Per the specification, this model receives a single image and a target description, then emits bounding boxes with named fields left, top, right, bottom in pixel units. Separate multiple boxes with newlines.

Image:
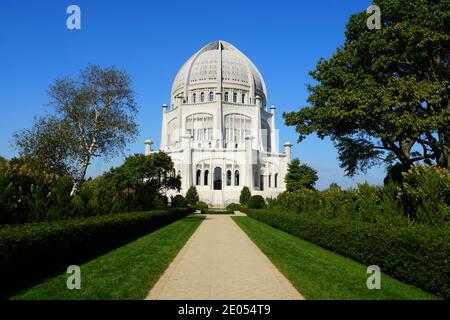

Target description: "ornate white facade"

left=146, top=40, right=292, bottom=207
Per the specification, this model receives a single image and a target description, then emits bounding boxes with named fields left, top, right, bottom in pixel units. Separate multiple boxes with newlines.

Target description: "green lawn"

left=11, top=215, right=204, bottom=300
left=233, top=216, right=441, bottom=300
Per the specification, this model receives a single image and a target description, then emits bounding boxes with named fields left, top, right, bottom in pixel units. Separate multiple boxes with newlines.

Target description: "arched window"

left=196, top=170, right=201, bottom=186
left=186, top=113, right=213, bottom=141
left=241, top=94, right=245, bottom=104
left=200, top=92, right=205, bottom=102
left=224, top=92, right=229, bottom=102
left=235, top=170, right=240, bottom=186
left=274, top=173, right=278, bottom=188
left=209, top=91, right=214, bottom=101
left=213, top=167, right=222, bottom=190
left=192, top=93, right=196, bottom=103
left=167, top=118, right=179, bottom=146
left=262, top=120, right=272, bottom=152
left=204, top=170, right=209, bottom=186
left=269, top=174, right=272, bottom=188
left=233, top=92, right=237, bottom=103
left=224, top=114, right=251, bottom=144
left=226, top=170, right=232, bottom=186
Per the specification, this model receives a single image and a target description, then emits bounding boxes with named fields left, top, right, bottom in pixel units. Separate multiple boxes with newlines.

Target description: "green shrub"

left=171, top=195, right=187, bottom=208
left=400, top=165, right=450, bottom=226
left=0, top=208, right=192, bottom=297
left=185, top=186, right=199, bottom=206
left=239, top=186, right=251, bottom=205
left=152, top=194, right=169, bottom=210
left=248, top=195, right=266, bottom=209
left=226, top=203, right=241, bottom=212
left=247, top=209, right=450, bottom=299
left=0, top=153, right=179, bottom=226
left=196, top=201, right=208, bottom=212
left=0, top=162, right=73, bottom=225
left=267, top=175, right=447, bottom=228
left=201, top=210, right=234, bottom=214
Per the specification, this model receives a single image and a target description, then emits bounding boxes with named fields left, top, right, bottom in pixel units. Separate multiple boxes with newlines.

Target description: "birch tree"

left=14, top=65, right=139, bottom=196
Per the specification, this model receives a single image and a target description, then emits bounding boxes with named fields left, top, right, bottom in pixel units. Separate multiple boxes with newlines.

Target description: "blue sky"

left=0, top=0, right=385, bottom=189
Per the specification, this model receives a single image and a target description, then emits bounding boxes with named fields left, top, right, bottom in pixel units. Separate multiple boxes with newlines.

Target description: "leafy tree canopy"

left=96, top=152, right=181, bottom=212
left=14, top=65, right=139, bottom=195
left=105, top=152, right=181, bottom=194
left=284, top=0, right=450, bottom=176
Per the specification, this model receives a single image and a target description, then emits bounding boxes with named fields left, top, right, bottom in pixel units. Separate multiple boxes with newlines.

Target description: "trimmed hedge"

left=247, top=209, right=450, bottom=299
left=0, top=208, right=192, bottom=297
left=201, top=210, right=234, bottom=215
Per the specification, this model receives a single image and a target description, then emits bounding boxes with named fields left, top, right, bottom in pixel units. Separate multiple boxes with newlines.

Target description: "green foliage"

left=400, top=165, right=450, bottom=225
left=226, top=203, right=242, bottom=212
left=101, top=152, right=181, bottom=213
left=171, top=195, right=187, bottom=208
left=0, top=208, right=192, bottom=297
left=10, top=215, right=203, bottom=300
left=255, top=165, right=450, bottom=297
left=268, top=177, right=450, bottom=227
left=247, top=195, right=266, bottom=209
left=285, top=159, right=318, bottom=191
left=284, top=0, right=450, bottom=175
left=235, top=216, right=439, bottom=300
left=152, top=194, right=169, bottom=210
left=14, top=65, right=140, bottom=195
left=246, top=209, right=450, bottom=299
left=239, top=186, right=251, bottom=205
left=185, top=186, right=199, bottom=206
left=0, top=161, right=73, bottom=225
left=384, top=162, right=406, bottom=185
left=0, top=152, right=179, bottom=226
left=201, top=210, right=233, bottom=215
left=195, top=201, right=208, bottom=213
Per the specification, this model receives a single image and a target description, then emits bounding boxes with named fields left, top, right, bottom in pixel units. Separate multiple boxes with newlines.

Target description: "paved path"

left=146, top=214, right=304, bottom=300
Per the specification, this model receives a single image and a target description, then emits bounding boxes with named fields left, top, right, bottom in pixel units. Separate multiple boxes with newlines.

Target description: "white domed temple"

left=145, top=40, right=293, bottom=207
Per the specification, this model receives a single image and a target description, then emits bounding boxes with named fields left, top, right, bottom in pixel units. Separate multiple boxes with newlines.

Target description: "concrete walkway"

left=146, top=214, right=304, bottom=300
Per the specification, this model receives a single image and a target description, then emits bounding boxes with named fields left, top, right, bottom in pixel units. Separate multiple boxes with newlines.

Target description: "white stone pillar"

left=160, top=104, right=168, bottom=149
left=255, top=96, right=262, bottom=151
left=245, top=136, right=254, bottom=189
left=144, top=140, right=153, bottom=156
left=270, top=105, right=277, bottom=153
left=181, top=134, right=193, bottom=191
left=177, top=97, right=184, bottom=147
left=284, top=142, right=293, bottom=163
left=215, top=92, right=223, bottom=148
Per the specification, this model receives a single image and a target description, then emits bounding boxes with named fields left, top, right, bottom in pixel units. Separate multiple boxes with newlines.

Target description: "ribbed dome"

left=171, top=40, right=267, bottom=106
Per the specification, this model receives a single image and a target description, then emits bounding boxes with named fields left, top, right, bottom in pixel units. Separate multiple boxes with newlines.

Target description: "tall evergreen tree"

left=185, top=186, right=199, bottom=206
left=239, top=186, right=252, bottom=205
left=285, top=159, right=318, bottom=191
